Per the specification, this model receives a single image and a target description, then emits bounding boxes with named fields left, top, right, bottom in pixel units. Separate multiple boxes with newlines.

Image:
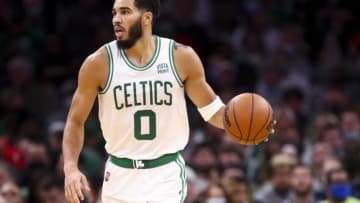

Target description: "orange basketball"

left=223, top=93, right=273, bottom=145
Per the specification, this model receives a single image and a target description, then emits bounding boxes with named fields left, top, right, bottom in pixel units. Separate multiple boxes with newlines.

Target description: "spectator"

left=218, top=144, right=245, bottom=181
left=38, top=176, right=68, bottom=203
left=189, top=143, right=220, bottom=185
left=281, top=144, right=299, bottom=164
left=315, top=158, right=343, bottom=201
left=256, top=66, right=284, bottom=107
left=343, top=137, right=360, bottom=199
left=46, top=120, right=65, bottom=167
left=218, top=144, right=244, bottom=167
left=273, top=106, right=296, bottom=134
left=313, top=113, right=340, bottom=142
left=321, top=168, right=360, bottom=203
left=223, top=176, right=254, bottom=203
left=284, top=164, right=316, bottom=203
left=280, top=128, right=302, bottom=155
left=0, top=161, right=16, bottom=187
left=254, top=153, right=294, bottom=203
left=323, top=88, right=349, bottom=116
left=310, top=142, right=333, bottom=175
left=323, top=126, right=345, bottom=159
left=0, top=196, right=5, bottom=203
left=280, top=87, right=307, bottom=133
left=198, top=182, right=230, bottom=203
left=341, top=110, right=360, bottom=142
left=0, top=181, right=24, bottom=203
left=185, top=167, right=202, bottom=203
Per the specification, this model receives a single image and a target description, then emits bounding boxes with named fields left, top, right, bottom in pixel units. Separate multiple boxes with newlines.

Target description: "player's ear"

left=142, top=11, right=153, bottom=26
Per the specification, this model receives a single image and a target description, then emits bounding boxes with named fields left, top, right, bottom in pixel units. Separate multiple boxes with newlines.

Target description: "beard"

left=116, top=16, right=143, bottom=49
left=295, top=187, right=312, bottom=197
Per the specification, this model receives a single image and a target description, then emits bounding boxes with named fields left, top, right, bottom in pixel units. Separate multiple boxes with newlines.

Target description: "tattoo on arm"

left=174, top=42, right=188, bottom=50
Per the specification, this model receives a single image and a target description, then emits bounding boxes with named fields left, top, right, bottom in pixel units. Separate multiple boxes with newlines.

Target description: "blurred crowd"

left=1, top=0, right=360, bottom=202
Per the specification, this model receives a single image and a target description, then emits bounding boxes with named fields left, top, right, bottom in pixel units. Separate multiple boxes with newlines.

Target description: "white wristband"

left=198, top=96, right=225, bottom=121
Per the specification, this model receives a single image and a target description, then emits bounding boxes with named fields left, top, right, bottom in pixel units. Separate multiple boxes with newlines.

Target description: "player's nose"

left=112, top=13, right=123, bottom=24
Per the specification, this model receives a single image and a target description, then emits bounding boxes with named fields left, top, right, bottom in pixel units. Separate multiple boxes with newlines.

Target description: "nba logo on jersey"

left=105, top=171, right=110, bottom=182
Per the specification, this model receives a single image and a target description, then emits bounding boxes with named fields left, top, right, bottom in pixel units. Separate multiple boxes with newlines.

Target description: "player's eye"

left=121, top=10, right=130, bottom=15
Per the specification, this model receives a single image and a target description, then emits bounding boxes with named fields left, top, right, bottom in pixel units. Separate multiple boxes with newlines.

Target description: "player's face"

left=116, top=16, right=142, bottom=49
left=112, top=0, right=143, bottom=49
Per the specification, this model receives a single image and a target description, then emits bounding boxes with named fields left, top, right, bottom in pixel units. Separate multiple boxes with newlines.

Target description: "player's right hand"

left=264, top=119, right=277, bottom=142
left=64, top=167, right=91, bottom=203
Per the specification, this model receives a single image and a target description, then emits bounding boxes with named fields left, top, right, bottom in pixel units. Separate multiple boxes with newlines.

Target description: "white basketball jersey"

left=98, top=36, right=189, bottom=159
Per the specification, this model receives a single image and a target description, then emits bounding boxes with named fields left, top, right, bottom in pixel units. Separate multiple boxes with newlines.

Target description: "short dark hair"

left=326, top=168, right=347, bottom=186
left=134, top=0, right=160, bottom=19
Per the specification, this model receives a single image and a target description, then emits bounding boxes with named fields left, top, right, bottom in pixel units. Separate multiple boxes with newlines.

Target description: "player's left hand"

left=64, top=167, right=91, bottom=203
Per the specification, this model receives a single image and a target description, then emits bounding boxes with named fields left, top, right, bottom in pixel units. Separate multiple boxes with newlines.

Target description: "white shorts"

left=101, top=154, right=187, bottom=203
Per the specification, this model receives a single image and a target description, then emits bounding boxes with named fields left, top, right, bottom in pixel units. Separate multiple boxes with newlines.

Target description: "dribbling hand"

left=64, top=168, right=91, bottom=203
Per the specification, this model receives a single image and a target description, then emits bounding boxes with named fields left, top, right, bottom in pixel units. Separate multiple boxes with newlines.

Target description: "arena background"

left=1, top=0, right=360, bottom=202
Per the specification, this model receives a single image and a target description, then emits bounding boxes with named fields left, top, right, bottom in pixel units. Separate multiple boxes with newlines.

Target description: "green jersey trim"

left=175, top=156, right=186, bottom=203
left=120, top=36, right=160, bottom=71
left=169, top=40, right=184, bottom=87
left=99, top=44, right=114, bottom=94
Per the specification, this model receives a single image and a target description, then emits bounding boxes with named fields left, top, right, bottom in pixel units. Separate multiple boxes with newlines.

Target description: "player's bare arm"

left=173, top=42, right=225, bottom=129
left=62, top=47, right=108, bottom=203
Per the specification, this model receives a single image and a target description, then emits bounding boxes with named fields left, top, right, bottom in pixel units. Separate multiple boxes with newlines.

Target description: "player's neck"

left=124, top=33, right=156, bottom=67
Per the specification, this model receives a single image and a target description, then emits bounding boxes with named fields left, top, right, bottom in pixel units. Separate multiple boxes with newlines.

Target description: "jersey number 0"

left=134, top=110, right=156, bottom=140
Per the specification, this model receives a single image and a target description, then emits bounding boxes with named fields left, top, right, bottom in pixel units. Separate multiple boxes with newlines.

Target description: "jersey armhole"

left=169, top=40, right=185, bottom=88
left=99, top=44, right=114, bottom=94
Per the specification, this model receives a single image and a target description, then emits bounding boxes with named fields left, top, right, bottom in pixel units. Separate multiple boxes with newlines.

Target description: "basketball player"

left=62, top=0, right=275, bottom=202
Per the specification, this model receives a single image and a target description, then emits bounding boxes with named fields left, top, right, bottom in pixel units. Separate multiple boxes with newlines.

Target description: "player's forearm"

left=62, top=121, right=85, bottom=173
left=208, top=106, right=225, bottom=129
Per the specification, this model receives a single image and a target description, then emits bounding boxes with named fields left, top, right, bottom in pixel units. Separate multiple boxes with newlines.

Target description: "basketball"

left=223, top=93, right=273, bottom=145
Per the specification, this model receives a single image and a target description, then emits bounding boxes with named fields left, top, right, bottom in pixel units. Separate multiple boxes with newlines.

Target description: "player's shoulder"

left=170, top=40, right=200, bottom=67
left=173, top=40, right=195, bottom=55
left=78, top=43, right=111, bottom=83
left=156, top=36, right=197, bottom=58
left=170, top=39, right=203, bottom=81
left=78, top=43, right=111, bottom=77
left=84, top=45, right=108, bottom=67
